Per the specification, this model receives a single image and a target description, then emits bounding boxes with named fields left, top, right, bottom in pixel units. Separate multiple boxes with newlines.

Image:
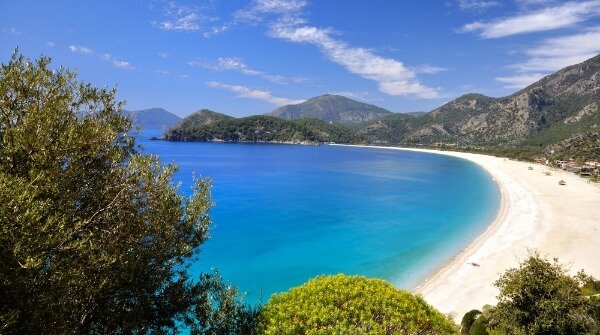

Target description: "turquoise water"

left=137, top=129, right=500, bottom=303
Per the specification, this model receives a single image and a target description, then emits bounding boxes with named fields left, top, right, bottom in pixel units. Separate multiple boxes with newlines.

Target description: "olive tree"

left=0, top=51, right=253, bottom=334
left=488, top=251, right=599, bottom=335
left=258, top=274, right=456, bottom=335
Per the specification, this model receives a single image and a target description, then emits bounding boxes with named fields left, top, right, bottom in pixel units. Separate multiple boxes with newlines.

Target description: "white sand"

left=345, top=145, right=600, bottom=320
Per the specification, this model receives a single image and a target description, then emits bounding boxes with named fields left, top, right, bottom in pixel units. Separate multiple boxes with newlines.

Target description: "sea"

left=137, top=129, right=500, bottom=304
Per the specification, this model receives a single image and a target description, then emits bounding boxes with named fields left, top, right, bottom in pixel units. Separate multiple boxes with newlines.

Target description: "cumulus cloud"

left=207, top=81, right=304, bottom=105
left=459, top=0, right=600, bottom=38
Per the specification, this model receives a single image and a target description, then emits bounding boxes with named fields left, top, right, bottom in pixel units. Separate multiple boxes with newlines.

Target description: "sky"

left=2, top=0, right=600, bottom=118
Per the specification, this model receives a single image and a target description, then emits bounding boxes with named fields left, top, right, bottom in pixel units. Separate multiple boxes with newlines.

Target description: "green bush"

left=258, top=274, right=456, bottom=335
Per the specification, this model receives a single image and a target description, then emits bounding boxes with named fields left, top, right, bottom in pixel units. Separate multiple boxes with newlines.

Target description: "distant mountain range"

left=268, top=94, right=393, bottom=123
left=162, top=53, right=600, bottom=160
left=122, top=108, right=181, bottom=129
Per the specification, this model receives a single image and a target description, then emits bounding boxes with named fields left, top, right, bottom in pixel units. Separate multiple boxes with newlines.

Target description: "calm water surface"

left=138, top=129, right=500, bottom=303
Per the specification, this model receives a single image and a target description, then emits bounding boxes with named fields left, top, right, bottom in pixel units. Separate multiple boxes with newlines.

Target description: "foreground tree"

left=0, top=52, right=253, bottom=333
left=487, top=251, right=599, bottom=334
left=258, top=274, right=456, bottom=335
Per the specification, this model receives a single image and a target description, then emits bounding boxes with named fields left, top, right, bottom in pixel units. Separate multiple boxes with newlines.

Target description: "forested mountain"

left=269, top=94, right=393, bottom=123
left=164, top=111, right=360, bottom=144
left=122, top=108, right=181, bottom=129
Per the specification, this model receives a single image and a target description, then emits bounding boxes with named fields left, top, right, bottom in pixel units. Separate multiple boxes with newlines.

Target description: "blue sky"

left=2, top=0, right=600, bottom=117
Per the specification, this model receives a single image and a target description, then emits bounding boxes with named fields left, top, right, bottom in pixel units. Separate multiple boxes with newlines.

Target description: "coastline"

left=339, top=145, right=600, bottom=320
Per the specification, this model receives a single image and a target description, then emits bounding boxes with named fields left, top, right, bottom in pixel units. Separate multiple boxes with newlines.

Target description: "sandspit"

left=354, top=146, right=600, bottom=321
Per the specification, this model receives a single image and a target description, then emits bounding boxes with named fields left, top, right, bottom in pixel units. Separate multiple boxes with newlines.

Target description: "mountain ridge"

left=122, top=108, right=181, bottom=130
left=268, top=94, right=393, bottom=123
left=162, top=54, right=600, bottom=160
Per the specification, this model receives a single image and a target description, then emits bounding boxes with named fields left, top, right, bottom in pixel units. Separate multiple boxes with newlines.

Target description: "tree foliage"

left=486, top=252, right=599, bottom=335
left=164, top=113, right=361, bottom=144
left=258, top=274, right=456, bottom=335
left=0, top=52, right=252, bottom=334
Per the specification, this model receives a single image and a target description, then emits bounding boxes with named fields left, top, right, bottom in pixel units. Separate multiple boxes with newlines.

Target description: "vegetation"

left=462, top=252, right=600, bottom=335
left=0, top=52, right=254, bottom=334
left=165, top=113, right=362, bottom=144
left=258, top=274, right=456, bottom=335
left=5, top=50, right=600, bottom=333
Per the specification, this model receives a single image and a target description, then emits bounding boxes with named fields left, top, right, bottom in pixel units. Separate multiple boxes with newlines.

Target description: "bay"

left=137, top=129, right=500, bottom=303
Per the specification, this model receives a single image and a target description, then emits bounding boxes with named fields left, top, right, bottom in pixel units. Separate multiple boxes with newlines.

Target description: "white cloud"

left=496, top=27, right=600, bottom=89
left=157, top=2, right=217, bottom=32
left=515, top=0, right=559, bottom=8
left=181, top=0, right=441, bottom=98
left=96, top=52, right=135, bottom=70
left=413, top=65, right=448, bottom=74
left=158, top=52, right=170, bottom=59
left=46, top=41, right=55, bottom=47
left=191, top=57, right=286, bottom=83
left=8, top=27, right=21, bottom=36
left=234, top=0, right=307, bottom=23
left=112, top=60, right=134, bottom=70
left=496, top=73, right=547, bottom=89
left=69, top=45, right=94, bottom=55
left=513, top=28, right=600, bottom=72
left=207, top=81, right=305, bottom=105
left=457, top=0, right=501, bottom=11
left=459, top=0, right=600, bottom=38
left=271, top=24, right=441, bottom=98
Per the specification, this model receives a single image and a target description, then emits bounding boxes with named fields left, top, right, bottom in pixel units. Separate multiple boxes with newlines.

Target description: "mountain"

left=269, top=94, right=393, bottom=123
left=360, top=54, right=600, bottom=158
left=164, top=54, right=600, bottom=160
left=122, top=108, right=181, bottom=129
left=164, top=112, right=360, bottom=144
left=171, top=109, right=233, bottom=128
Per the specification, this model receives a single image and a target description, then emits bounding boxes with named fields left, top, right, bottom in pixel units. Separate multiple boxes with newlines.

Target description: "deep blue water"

left=137, top=129, right=500, bottom=303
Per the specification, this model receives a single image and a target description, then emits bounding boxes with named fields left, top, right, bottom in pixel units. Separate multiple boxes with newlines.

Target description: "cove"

left=138, top=129, right=500, bottom=304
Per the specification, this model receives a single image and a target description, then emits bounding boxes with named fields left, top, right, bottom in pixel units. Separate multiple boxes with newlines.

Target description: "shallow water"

left=138, top=129, right=500, bottom=303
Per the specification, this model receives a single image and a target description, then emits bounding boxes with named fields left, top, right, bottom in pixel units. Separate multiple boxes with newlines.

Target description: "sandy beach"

left=360, top=146, right=600, bottom=321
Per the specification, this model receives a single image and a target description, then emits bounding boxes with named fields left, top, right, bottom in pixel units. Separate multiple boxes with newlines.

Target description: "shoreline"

left=339, top=145, right=600, bottom=320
